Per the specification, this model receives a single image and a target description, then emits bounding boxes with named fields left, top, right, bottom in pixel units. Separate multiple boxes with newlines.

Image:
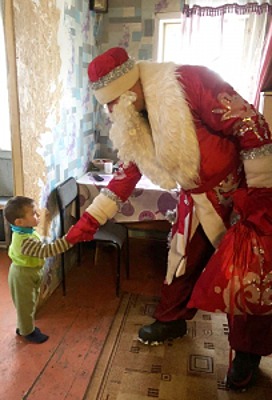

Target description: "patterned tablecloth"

left=77, top=173, right=178, bottom=223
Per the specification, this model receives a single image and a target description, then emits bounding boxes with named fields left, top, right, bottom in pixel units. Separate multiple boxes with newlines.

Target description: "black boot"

left=138, top=319, right=187, bottom=345
left=226, top=351, right=261, bottom=391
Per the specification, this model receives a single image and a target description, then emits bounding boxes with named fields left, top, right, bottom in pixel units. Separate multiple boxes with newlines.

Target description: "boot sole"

left=138, top=337, right=163, bottom=346
left=137, top=335, right=184, bottom=346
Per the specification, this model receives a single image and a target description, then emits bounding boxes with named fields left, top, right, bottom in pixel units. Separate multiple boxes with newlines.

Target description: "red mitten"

left=107, top=162, right=142, bottom=202
left=66, top=212, right=100, bottom=244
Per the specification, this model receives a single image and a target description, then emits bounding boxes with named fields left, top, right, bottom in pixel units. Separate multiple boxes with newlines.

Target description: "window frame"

left=153, top=12, right=181, bottom=62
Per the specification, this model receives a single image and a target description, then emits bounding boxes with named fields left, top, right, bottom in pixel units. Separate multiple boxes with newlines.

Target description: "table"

left=77, top=173, right=178, bottom=223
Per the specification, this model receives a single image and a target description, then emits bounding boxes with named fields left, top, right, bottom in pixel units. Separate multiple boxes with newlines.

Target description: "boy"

left=4, top=196, right=73, bottom=344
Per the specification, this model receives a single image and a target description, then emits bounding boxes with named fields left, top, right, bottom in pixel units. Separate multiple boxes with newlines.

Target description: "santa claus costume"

left=66, top=47, right=272, bottom=391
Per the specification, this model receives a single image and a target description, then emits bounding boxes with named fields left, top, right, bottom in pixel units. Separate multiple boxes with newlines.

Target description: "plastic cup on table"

left=104, top=161, right=113, bottom=174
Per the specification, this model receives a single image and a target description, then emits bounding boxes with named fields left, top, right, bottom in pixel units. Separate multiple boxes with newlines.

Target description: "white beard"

left=110, top=92, right=177, bottom=190
left=109, top=62, right=200, bottom=191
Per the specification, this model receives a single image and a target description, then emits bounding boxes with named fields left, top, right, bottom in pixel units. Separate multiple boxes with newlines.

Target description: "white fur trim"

left=166, top=211, right=199, bottom=284
left=191, top=193, right=226, bottom=248
left=95, top=64, right=139, bottom=104
left=175, top=258, right=187, bottom=279
left=110, top=92, right=177, bottom=189
left=140, top=62, right=200, bottom=190
left=244, top=155, right=272, bottom=188
left=109, top=62, right=200, bottom=190
left=166, top=233, right=186, bottom=285
left=86, top=193, right=118, bottom=225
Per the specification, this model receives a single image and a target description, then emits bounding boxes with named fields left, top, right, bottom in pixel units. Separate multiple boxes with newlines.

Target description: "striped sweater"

left=8, top=230, right=73, bottom=268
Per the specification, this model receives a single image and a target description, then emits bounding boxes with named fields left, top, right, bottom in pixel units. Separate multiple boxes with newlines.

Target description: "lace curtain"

left=180, top=1, right=272, bottom=104
left=184, top=0, right=270, bottom=7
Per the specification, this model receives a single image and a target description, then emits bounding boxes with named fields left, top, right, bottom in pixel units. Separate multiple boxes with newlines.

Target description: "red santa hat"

left=88, top=47, right=139, bottom=104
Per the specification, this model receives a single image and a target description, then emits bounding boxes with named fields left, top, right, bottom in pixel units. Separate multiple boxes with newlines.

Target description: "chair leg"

left=94, top=243, right=99, bottom=266
left=77, top=243, right=81, bottom=264
left=125, top=234, right=130, bottom=279
left=61, top=254, right=66, bottom=296
left=115, top=244, right=121, bottom=297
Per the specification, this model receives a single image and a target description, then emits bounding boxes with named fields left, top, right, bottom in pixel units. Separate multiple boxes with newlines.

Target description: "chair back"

left=55, top=176, right=129, bottom=296
left=56, top=177, right=79, bottom=235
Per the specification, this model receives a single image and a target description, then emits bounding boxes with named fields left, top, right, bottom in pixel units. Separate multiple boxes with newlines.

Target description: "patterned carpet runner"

left=84, top=293, right=272, bottom=400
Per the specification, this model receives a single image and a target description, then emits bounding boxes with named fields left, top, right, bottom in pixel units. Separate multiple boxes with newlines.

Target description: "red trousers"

left=154, top=225, right=272, bottom=356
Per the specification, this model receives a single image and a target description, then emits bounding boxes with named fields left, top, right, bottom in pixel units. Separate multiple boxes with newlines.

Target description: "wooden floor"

left=0, top=237, right=167, bottom=400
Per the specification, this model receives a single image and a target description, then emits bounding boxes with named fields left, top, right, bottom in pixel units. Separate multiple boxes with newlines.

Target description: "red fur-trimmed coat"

left=89, top=64, right=272, bottom=314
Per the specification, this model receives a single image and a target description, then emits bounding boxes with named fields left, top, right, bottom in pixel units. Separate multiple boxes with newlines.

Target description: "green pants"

left=8, top=263, right=43, bottom=336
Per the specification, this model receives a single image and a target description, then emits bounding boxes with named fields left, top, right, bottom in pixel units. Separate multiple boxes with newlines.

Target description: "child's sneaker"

left=16, top=327, right=49, bottom=344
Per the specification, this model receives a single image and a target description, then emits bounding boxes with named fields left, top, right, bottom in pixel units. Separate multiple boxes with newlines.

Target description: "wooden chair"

left=56, top=177, right=129, bottom=297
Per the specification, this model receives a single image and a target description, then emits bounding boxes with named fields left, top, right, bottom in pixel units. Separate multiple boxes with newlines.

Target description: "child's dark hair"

left=4, top=196, right=34, bottom=225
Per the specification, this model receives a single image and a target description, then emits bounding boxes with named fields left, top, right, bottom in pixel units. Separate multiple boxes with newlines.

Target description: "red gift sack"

left=188, top=188, right=272, bottom=315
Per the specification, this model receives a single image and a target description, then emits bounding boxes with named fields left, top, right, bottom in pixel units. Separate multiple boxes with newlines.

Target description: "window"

left=154, top=11, right=268, bottom=103
left=155, top=13, right=182, bottom=63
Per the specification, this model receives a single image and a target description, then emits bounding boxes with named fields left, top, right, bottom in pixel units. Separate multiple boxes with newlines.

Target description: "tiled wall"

left=15, top=0, right=98, bottom=200
left=12, top=0, right=98, bottom=299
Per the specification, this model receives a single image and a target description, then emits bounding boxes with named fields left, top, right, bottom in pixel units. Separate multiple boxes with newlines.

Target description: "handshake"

left=65, top=212, right=100, bottom=244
